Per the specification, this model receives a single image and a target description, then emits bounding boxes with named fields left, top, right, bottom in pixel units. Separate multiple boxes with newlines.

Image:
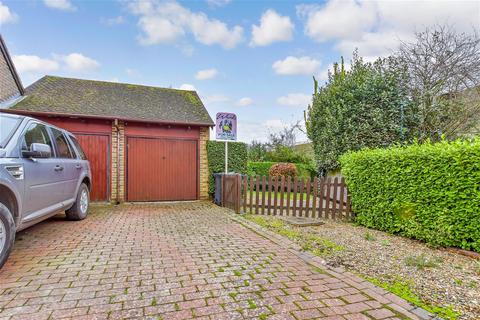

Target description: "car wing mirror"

left=22, top=143, right=52, bottom=159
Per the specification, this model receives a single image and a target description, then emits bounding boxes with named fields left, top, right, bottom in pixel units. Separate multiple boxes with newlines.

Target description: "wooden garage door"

left=127, top=137, right=197, bottom=201
left=75, top=134, right=109, bottom=201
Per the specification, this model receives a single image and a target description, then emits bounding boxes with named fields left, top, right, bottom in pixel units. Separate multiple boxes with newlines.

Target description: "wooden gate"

left=221, top=174, right=241, bottom=213
left=219, top=174, right=354, bottom=220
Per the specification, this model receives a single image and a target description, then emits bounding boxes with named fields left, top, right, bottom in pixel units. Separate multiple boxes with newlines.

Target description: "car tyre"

left=0, top=203, right=15, bottom=269
left=66, top=183, right=89, bottom=221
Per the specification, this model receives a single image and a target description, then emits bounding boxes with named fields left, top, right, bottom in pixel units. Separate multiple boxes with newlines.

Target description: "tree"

left=247, top=121, right=315, bottom=167
left=398, top=25, right=480, bottom=140
left=305, top=53, right=412, bottom=172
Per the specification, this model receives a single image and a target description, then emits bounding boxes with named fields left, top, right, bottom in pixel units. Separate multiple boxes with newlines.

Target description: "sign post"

left=216, top=112, right=237, bottom=173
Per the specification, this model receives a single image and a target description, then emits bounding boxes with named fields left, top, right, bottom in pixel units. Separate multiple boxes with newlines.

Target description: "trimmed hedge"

left=248, top=161, right=315, bottom=180
left=207, top=141, right=248, bottom=196
left=340, top=140, right=480, bottom=252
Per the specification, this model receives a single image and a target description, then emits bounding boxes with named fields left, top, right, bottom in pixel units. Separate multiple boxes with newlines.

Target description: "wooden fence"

left=220, top=174, right=353, bottom=220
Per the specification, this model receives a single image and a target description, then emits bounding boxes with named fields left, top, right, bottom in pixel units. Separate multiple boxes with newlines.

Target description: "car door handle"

left=54, top=165, right=64, bottom=172
left=75, top=164, right=82, bottom=169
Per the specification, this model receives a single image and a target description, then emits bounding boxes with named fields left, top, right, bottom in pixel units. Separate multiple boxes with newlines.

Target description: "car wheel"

left=0, top=203, right=15, bottom=269
left=66, top=183, right=89, bottom=221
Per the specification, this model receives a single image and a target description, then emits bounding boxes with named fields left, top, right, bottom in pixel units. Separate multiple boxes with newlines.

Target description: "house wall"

left=199, top=127, right=210, bottom=200
left=0, top=49, right=21, bottom=103
left=111, top=120, right=125, bottom=202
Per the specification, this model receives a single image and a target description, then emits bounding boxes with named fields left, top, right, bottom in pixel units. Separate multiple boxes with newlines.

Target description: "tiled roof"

left=11, top=75, right=213, bottom=125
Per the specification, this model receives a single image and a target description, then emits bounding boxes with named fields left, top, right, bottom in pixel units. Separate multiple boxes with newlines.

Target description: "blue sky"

left=1, top=0, right=479, bottom=142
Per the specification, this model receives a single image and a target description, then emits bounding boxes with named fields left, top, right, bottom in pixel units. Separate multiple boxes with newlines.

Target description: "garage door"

left=75, top=134, right=109, bottom=201
left=127, top=137, right=197, bottom=201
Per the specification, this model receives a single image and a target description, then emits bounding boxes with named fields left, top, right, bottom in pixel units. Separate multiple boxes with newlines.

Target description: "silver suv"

left=0, top=114, right=91, bottom=268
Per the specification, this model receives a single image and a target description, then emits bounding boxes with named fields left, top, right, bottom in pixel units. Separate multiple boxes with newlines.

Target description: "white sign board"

left=216, top=112, right=237, bottom=141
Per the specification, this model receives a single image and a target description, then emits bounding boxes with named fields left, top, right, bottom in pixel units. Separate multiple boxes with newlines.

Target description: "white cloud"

left=277, top=93, right=311, bottom=108
left=250, top=9, right=294, bottom=47
left=12, top=52, right=100, bottom=82
left=104, top=16, right=125, bottom=26
left=43, top=0, right=76, bottom=11
left=195, top=68, right=218, bottom=80
left=297, top=1, right=376, bottom=42
left=129, top=0, right=243, bottom=49
left=0, top=2, right=18, bottom=25
left=236, top=97, right=253, bottom=107
left=206, top=0, right=231, bottom=8
left=272, top=56, right=320, bottom=75
left=12, top=55, right=60, bottom=73
left=61, top=53, right=100, bottom=72
left=179, top=83, right=196, bottom=91
left=297, top=0, right=480, bottom=59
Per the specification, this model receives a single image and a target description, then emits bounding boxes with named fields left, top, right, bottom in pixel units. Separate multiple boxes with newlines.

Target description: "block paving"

left=0, top=202, right=437, bottom=319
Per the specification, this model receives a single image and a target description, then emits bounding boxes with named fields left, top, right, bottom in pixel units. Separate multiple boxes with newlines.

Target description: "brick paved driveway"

left=0, top=202, right=428, bottom=320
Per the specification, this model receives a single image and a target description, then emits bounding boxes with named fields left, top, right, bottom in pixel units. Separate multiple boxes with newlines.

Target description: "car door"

left=21, top=122, right=66, bottom=218
left=50, top=128, right=78, bottom=203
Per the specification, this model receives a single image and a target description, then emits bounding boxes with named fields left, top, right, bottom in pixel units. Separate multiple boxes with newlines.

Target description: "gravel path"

left=249, top=215, right=480, bottom=319
left=302, top=219, right=480, bottom=319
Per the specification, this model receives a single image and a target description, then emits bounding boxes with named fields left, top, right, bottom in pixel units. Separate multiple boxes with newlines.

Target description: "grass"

left=366, top=277, right=459, bottom=320
left=244, top=214, right=344, bottom=256
left=405, top=254, right=442, bottom=270
left=364, top=232, right=376, bottom=241
left=247, top=299, right=257, bottom=309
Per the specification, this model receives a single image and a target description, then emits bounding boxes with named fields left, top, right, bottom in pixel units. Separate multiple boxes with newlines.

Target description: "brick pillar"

left=111, top=120, right=125, bottom=203
left=199, top=126, right=210, bottom=200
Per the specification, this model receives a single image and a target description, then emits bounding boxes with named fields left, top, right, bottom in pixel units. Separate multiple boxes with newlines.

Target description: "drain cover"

left=280, top=216, right=325, bottom=227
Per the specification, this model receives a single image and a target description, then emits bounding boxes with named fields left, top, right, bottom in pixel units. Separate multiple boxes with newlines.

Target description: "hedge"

left=340, top=139, right=480, bottom=252
left=207, top=141, right=248, bottom=196
left=247, top=161, right=315, bottom=180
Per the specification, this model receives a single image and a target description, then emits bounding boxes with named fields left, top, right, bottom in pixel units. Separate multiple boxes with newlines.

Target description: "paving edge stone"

left=224, top=211, right=440, bottom=320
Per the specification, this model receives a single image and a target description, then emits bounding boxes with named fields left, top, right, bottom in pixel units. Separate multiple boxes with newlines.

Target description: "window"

left=21, top=123, right=53, bottom=152
left=69, top=135, right=87, bottom=160
left=0, top=115, right=21, bottom=148
left=51, top=128, right=74, bottom=158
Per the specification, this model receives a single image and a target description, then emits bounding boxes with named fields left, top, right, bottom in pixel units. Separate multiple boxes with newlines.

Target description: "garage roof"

left=10, top=75, right=214, bottom=126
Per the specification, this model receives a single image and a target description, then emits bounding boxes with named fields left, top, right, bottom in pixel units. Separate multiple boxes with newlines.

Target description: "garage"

left=75, top=134, right=110, bottom=201
left=127, top=137, right=197, bottom=201
left=5, top=75, right=213, bottom=202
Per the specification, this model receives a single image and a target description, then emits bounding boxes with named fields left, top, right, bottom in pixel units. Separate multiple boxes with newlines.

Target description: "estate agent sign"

left=216, top=112, right=237, bottom=141
left=216, top=112, right=237, bottom=173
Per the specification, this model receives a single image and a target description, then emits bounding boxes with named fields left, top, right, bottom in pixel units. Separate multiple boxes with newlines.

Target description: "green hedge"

left=340, top=140, right=480, bottom=252
left=247, top=161, right=315, bottom=180
left=207, top=141, right=248, bottom=196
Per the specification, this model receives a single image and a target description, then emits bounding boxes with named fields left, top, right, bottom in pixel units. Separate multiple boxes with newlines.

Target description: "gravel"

left=301, top=219, right=480, bottom=319
left=251, top=215, right=480, bottom=319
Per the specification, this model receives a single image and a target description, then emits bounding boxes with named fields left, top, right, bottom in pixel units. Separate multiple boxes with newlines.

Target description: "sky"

left=0, top=0, right=479, bottom=143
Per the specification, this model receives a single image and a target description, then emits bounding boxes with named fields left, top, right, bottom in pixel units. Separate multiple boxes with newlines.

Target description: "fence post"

left=236, top=174, right=241, bottom=213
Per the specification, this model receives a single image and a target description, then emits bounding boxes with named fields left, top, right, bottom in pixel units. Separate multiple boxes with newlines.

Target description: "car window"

left=21, top=123, right=54, bottom=152
left=69, top=135, right=87, bottom=160
left=0, top=115, right=21, bottom=148
left=51, top=128, right=74, bottom=159
left=64, top=134, right=78, bottom=159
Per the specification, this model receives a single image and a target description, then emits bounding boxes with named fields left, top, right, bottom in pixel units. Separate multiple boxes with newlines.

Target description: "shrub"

left=248, top=162, right=315, bottom=180
left=340, top=139, right=480, bottom=252
left=207, top=141, right=247, bottom=196
left=306, top=53, right=413, bottom=172
left=247, top=161, right=275, bottom=177
left=268, top=163, right=298, bottom=179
